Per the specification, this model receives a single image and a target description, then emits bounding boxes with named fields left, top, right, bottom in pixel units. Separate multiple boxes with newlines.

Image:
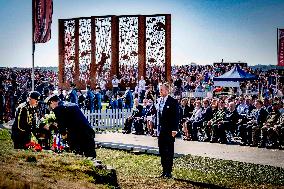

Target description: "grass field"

left=0, top=128, right=284, bottom=189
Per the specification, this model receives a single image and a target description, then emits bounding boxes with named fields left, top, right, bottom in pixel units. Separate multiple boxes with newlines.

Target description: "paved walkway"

left=2, top=122, right=283, bottom=168
left=95, top=132, right=284, bottom=168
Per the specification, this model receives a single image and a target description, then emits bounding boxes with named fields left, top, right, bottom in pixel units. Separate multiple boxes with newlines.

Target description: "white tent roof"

left=214, top=81, right=240, bottom=87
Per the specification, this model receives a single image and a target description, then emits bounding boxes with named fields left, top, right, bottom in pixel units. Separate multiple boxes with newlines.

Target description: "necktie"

left=159, top=97, right=164, bottom=114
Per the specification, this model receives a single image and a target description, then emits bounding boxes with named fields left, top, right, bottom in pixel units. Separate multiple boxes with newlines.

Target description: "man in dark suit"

left=156, top=83, right=179, bottom=178
left=46, top=95, right=96, bottom=158
left=239, top=100, right=268, bottom=146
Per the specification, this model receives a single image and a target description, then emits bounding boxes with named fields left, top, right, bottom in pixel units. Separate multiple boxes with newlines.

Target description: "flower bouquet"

left=36, top=112, right=58, bottom=150
left=25, top=133, right=42, bottom=151
left=41, top=113, right=57, bottom=129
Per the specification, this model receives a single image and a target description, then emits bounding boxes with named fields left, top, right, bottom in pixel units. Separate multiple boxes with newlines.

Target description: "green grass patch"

left=96, top=147, right=284, bottom=189
left=0, top=128, right=116, bottom=189
left=1, top=128, right=284, bottom=189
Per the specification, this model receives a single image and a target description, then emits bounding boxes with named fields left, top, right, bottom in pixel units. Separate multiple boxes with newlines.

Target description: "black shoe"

left=258, top=144, right=266, bottom=148
left=240, top=142, right=247, bottom=146
left=164, top=173, right=172, bottom=178
left=250, top=144, right=258, bottom=147
left=203, top=138, right=210, bottom=142
left=266, top=144, right=279, bottom=149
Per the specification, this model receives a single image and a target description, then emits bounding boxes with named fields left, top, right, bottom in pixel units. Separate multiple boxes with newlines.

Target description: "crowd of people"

left=122, top=91, right=284, bottom=149
left=1, top=63, right=284, bottom=151
left=0, top=68, right=57, bottom=124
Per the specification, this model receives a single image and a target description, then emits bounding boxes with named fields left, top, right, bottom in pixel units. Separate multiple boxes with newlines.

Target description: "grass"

left=1, top=128, right=284, bottom=189
left=0, top=129, right=116, bottom=189
left=97, top=148, right=284, bottom=189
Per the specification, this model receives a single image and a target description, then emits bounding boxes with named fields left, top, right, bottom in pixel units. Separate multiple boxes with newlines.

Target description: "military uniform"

left=210, top=108, right=226, bottom=143
left=259, top=109, right=281, bottom=147
left=204, top=108, right=217, bottom=141
left=11, top=102, right=38, bottom=149
left=273, top=114, right=284, bottom=148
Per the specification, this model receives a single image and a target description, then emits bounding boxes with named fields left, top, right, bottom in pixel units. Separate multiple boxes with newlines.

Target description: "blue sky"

left=0, top=0, right=284, bottom=67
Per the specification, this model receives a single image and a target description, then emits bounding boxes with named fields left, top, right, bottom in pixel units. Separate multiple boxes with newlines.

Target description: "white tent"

left=214, top=81, right=240, bottom=88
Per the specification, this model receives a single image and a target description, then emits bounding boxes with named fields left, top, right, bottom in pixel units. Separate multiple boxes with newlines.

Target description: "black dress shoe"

left=164, top=173, right=172, bottom=178
left=203, top=138, right=211, bottom=142
left=219, top=140, right=227, bottom=144
left=258, top=144, right=266, bottom=148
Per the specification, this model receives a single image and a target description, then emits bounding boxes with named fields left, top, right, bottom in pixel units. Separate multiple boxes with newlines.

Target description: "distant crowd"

left=1, top=64, right=284, bottom=149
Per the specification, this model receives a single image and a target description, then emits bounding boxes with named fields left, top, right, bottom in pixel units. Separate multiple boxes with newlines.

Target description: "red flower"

left=34, top=144, right=42, bottom=151
left=25, top=141, right=42, bottom=151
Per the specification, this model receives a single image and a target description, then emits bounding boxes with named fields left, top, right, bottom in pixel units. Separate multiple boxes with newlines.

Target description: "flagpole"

left=32, top=43, right=35, bottom=91
left=32, top=0, right=35, bottom=91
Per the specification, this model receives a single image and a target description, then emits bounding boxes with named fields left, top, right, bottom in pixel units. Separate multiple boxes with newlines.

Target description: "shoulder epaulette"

left=16, top=102, right=27, bottom=112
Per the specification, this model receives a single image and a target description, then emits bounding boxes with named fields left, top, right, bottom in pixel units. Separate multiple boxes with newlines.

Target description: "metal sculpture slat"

left=95, top=17, right=112, bottom=81
left=79, top=18, right=91, bottom=82
left=58, top=14, right=171, bottom=90
left=146, top=16, right=166, bottom=81
left=64, top=20, right=76, bottom=83
left=119, top=17, right=139, bottom=81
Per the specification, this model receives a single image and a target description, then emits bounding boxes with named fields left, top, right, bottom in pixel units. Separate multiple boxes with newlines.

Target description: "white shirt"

left=100, top=80, right=106, bottom=90
left=158, top=95, right=169, bottom=114
left=112, top=78, right=119, bottom=87
left=138, top=79, right=146, bottom=91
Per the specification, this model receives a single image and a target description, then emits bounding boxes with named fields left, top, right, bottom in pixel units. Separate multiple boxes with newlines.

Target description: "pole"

left=276, top=28, right=279, bottom=94
left=32, top=43, right=35, bottom=91
left=32, top=0, right=35, bottom=91
left=277, top=28, right=279, bottom=66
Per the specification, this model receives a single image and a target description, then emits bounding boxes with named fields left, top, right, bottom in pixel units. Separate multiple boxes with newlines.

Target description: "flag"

left=33, top=0, right=53, bottom=43
left=278, top=29, right=284, bottom=66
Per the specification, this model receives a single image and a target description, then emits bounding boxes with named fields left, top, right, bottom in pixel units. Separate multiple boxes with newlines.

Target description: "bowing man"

left=45, top=95, right=96, bottom=158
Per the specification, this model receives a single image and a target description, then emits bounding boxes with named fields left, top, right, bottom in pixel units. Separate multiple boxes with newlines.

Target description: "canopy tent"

left=214, top=81, right=240, bottom=87
left=213, top=65, right=258, bottom=82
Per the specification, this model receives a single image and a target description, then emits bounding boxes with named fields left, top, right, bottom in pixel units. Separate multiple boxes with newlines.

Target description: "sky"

left=0, top=0, right=284, bottom=68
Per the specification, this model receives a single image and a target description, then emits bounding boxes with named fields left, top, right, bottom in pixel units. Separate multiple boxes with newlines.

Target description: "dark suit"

left=219, top=109, right=240, bottom=143
left=179, top=105, right=191, bottom=124
left=53, top=102, right=96, bottom=158
left=157, top=95, right=179, bottom=176
left=239, top=107, right=268, bottom=145
left=123, top=104, right=144, bottom=134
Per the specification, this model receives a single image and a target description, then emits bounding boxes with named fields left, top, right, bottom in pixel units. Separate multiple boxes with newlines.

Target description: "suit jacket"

left=132, top=104, right=143, bottom=118
left=200, top=106, right=213, bottom=122
left=179, top=105, right=191, bottom=120
left=256, top=108, right=268, bottom=126
left=224, top=109, right=240, bottom=125
left=158, top=96, right=179, bottom=138
left=53, top=102, right=95, bottom=144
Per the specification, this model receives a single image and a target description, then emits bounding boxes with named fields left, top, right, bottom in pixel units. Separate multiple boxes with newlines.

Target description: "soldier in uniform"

left=11, top=91, right=41, bottom=149
left=208, top=99, right=227, bottom=143
left=271, top=113, right=284, bottom=149
left=258, top=102, right=281, bottom=148
left=68, top=83, right=78, bottom=104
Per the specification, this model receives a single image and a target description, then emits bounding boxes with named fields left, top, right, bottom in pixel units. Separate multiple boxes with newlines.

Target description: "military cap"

left=29, top=91, right=41, bottom=100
